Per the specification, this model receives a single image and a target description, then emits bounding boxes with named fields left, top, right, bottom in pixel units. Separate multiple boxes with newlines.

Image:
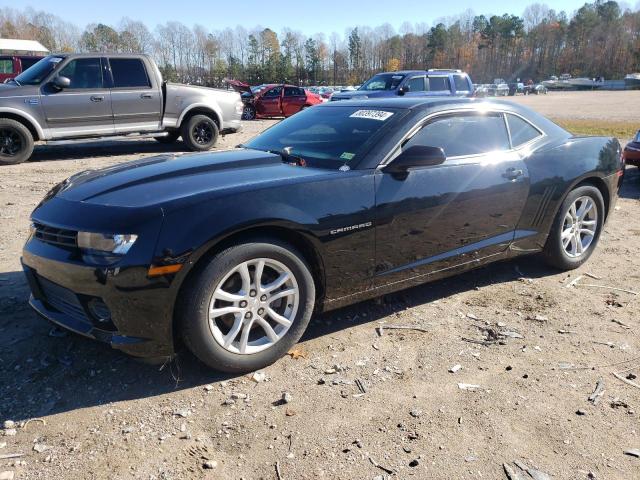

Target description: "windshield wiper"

left=268, top=147, right=306, bottom=166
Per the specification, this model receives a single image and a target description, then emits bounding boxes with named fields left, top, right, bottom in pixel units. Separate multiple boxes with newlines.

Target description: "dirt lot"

left=1, top=92, right=639, bottom=480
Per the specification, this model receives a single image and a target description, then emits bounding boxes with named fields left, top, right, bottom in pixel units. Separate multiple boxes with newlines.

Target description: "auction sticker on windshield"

left=349, top=110, right=394, bottom=121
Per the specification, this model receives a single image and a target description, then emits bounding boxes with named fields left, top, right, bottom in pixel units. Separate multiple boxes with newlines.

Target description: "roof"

left=0, top=39, right=49, bottom=53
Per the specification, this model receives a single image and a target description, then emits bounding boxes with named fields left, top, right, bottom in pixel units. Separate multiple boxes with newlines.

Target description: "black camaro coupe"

left=22, top=98, right=623, bottom=372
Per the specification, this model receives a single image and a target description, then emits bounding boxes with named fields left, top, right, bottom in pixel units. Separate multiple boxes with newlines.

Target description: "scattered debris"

left=251, top=371, right=266, bottom=383
left=613, top=372, right=640, bottom=390
left=527, top=314, right=549, bottom=323
left=576, top=409, right=587, bottom=416
left=275, top=461, right=283, bottom=480
left=0, top=454, right=23, bottom=460
left=449, top=364, right=462, bottom=373
left=565, top=275, right=584, bottom=288
left=287, top=348, right=306, bottom=360
left=500, top=330, right=524, bottom=339
left=368, top=456, right=394, bottom=475
left=376, top=324, right=430, bottom=336
left=282, top=392, right=293, bottom=404
left=458, top=383, right=481, bottom=391
left=22, top=418, right=46, bottom=430
left=611, top=319, right=630, bottom=329
left=584, top=272, right=602, bottom=280
left=528, top=468, right=552, bottom=480
left=588, top=379, right=605, bottom=405
left=578, top=283, right=639, bottom=296
left=503, top=463, right=519, bottom=480
left=33, top=444, right=48, bottom=453
left=624, top=449, right=640, bottom=458
left=2, top=421, right=14, bottom=430
left=355, top=378, right=367, bottom=394
left=203, top=460, right=218, bottom=469
left=409, top=409, right=422, bottom=418
left=173, top=409, right=191, bottom=418
left=408, top=459, right=419, bottom=467
left=2, top=430, right=16, bottom=437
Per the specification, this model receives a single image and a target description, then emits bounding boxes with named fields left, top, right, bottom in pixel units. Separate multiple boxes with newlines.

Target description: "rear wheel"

left=0, top=119, right=34, bottom=165
left=179, top=239, right=315, bottom=373
left=181, top=114, right=219, bottom=151
left=542, top=185, right=604, bottom=270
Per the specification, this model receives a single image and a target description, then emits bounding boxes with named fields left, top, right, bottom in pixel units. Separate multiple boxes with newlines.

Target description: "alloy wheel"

left=243, top=106, right=255, bottom=120
left=561, top=195, right=598, bottom=258
left=208, top=258, right=299, bottom=355
left=192, top=121, right=213, bottom=145
left=0, top=128, right=22, bottom=156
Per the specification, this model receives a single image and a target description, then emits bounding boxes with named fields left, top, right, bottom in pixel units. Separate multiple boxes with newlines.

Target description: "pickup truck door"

left=40, top=57, right=115, bottom=139
left=425, top=75, right=452, bottom=97
left=374, top=111, right=529, bottom=286
left=107, top=57, right=162, bottom=133
left=282, top=86, right=307, bottom=116
left=258, top=86, right=283, bottom=117
left=403, top=75, right=428, bottom=97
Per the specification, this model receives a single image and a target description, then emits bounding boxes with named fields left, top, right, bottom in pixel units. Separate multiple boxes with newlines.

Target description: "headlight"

left=77, top=232, right=138, bottom=255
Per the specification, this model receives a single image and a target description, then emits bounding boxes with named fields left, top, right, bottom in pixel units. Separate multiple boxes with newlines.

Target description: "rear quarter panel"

left=511, top=136, right=622, bottom=253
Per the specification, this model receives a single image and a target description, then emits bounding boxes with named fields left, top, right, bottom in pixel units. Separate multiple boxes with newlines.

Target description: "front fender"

left=0, top=107, right=47, bottom=140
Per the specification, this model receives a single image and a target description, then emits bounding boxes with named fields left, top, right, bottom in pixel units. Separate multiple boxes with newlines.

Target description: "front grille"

left=38, top=275, right=88, bottom=323
left=33, top=222, right=77, bottom=248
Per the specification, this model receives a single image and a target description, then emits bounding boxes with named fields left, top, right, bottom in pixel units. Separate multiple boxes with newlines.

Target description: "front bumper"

left=221, top=119, right=242, bottom=135
left=22, top=236, right=177, bottom=359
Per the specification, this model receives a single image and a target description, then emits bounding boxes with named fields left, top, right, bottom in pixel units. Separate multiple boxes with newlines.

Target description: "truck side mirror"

left=398, top=84, right=410, bottom=96
left=52, top=76, right=71, bottom=90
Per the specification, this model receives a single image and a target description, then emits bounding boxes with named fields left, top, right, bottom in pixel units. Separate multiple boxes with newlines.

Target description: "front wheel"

left=242, top=104, right=256, bottom=120
left=0, top=119, right=34, bottom=165
left=542, top=185, right=604, bottom=270
left=179, top=239, right=316, bottom=373
left=181, top=114, right=219, bottom=151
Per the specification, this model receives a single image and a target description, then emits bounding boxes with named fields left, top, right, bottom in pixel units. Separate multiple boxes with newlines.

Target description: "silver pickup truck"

left=0, top=53, right=243, bottom=165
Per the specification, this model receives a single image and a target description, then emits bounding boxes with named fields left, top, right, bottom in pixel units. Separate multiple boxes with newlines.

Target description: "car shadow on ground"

left=29, top=139, right=187, bottom=163
left=1, top=254, right=554, bottom=422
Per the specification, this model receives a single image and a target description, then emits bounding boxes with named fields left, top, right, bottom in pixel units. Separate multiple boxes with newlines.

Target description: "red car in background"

left=0, top=55, right=44, bottom=83
left=623, top=130, right=640, bottom=168
left=226, top=80, right=323, bottom=120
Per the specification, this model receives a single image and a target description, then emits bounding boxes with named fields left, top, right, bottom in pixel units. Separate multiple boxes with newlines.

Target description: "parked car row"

left=0, top=53, right=243, bottom=165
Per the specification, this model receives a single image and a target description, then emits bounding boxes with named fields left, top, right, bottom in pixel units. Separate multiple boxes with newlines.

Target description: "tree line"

left=1, top=2, right=639, bottom=87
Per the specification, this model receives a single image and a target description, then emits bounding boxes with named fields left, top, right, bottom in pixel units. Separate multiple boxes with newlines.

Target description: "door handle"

left=140, top=93, right=153, bottom=99
left=503, top=167, right=524, bottom=180
left=90, top=95, right=104, bottom=102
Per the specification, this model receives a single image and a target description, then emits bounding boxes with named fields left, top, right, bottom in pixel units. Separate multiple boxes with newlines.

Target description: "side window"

left=427, top=76, right=450, bottom=92
left=453, top=75, right=470, bottom=92
left=506, top=113, right=542, bottom=147
left=109, top=58, right=151, bottom=88
left=405, top=113, right=510, bottom=158
left=406, top=76, right=425, bottom=92
left=264, top=86, right=282, bottom=97
left=0, top=58, right=14, bottom=74
left=284, top=86, right=302, bottom=96
left=58, top=58, right=103, bottom=89
left=297, top=87, right=306, bottom=96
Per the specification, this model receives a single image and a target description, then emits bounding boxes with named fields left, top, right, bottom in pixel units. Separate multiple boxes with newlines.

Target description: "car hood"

left=53, top=149, right=335, bottom=209
left=0, top=83, right=39, bottom=98
left=225, top=78, right=252, bottom=95
left=331, top=90, right=394, bottom=100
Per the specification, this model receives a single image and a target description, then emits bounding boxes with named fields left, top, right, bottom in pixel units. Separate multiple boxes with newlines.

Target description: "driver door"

left=258, top=86, right=283, bottom=117
left=374, top=111, right=530, bottom=286
left=40, top=57, right=114, bottom=138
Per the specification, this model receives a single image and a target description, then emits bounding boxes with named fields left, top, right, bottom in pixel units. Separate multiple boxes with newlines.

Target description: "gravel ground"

left=0, top=92, right=639, bottom=480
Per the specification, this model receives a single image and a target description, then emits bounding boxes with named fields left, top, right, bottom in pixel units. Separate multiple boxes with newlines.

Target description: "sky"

left=9, top=0, right=601, bottom=34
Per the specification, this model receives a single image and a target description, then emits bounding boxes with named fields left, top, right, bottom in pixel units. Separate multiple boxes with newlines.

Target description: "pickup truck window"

left=58, top=58, right=104, bottom=89
left=14, top=56, right=63, bottom=85
left=109, top=58, right=151, bottom=88
left=360, top=73, right=404, bottom=91
left=427, top=76, right=450, bottom=92
left=453, top=75, right=470, bottom=92
left=0, top=58, right=13, bottom=74
left=406, top=76, right=426, bottom=92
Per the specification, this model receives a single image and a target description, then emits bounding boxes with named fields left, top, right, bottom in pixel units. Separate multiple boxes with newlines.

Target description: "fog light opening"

left=88, top=298, right=112, bottom=324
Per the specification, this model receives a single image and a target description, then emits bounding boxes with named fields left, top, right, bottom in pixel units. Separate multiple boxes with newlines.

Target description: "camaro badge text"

left=330, top=222, right=373, bottom=235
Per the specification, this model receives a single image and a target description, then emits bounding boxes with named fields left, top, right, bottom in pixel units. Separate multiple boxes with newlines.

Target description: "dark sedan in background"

left=22, top=98, right=623, bottom=373
left=623, top=130, right=640, bottom=167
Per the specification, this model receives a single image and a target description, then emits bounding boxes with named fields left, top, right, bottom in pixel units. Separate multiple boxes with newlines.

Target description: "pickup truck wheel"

left=242, top=105, right=256, bottom=120
left=154, top=132, right=180, bottom=144
left=0, top=119, right=34, bottom=165
left=179, top=239, right=315, bottom=373
left=181, top=115, right=219, bottom=151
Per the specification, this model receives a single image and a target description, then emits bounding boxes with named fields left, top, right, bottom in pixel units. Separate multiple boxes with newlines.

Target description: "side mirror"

left=52, top=76, right=71, bottom=90
left=398, top=84, right=410, bottom=96
left=384, top=145, right=446, bottom=175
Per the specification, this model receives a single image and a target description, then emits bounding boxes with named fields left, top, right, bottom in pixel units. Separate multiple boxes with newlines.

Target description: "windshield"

left=359, top=73, right=405, bottom=91
left=14, top=56, right=63, bottom=85
left=244, top=105, right=401, bottom=169
left=635, top=130, right=640, bottom=142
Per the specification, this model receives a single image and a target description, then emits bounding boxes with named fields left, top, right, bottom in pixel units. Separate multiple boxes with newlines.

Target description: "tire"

left=242, top=104, right=256, bottom=120
left=542, top=185, right=605, bottom=270
left=179, top=239, right=316, bottom=373
left=181, top=114, right=219, bottom=151
left=0, top=118, right=34, bottom=165
left=154, top=131, right=180, bottom=144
